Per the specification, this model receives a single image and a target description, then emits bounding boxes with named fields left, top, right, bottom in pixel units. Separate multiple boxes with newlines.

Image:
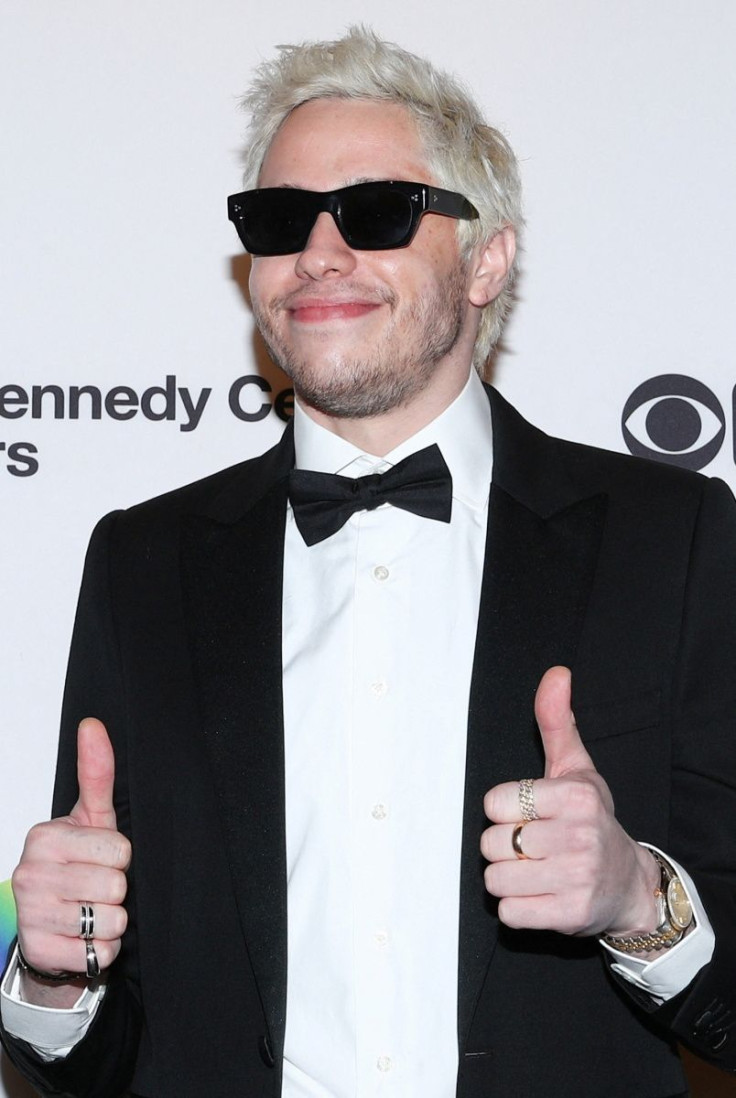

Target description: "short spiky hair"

left=241, top=27, right=522, bottom=369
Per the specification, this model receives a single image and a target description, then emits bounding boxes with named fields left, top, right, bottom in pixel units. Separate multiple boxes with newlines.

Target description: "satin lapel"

left=457, top=390, right=607, bottom=1048
left=179, top=431, right=293, bottom=1056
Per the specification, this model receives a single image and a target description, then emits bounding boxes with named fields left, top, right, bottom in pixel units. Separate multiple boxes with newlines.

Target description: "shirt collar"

left=293, top=369, right=493, bottom=511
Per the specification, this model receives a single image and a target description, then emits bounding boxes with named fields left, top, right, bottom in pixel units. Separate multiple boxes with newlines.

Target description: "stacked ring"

left=79, top=903, right=95, bottom=941
left=85, top=940, right=101, bottom=979
left=518, top=778, right=540, bottom=821
left=79, top=902, right=100, bottom=979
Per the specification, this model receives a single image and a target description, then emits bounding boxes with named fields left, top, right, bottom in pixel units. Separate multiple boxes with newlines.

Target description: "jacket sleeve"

left=628, top=477, right=736, bottom=1070
left=0, top=511, right=143, bottom=1097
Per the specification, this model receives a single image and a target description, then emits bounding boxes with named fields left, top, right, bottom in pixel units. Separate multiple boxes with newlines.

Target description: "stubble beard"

left=252, top=261, right=470, bottom=420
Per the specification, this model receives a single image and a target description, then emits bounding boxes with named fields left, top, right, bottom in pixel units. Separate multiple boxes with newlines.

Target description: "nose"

left=294, top=211, right=357, bottom=280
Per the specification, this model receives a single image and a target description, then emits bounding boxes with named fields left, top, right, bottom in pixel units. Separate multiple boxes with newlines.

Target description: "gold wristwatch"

left=603, top=852, right=694, bottom=954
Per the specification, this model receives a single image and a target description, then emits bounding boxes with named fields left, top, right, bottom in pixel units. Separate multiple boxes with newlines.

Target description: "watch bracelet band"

left=16, top=940, right=80, bottom=983
left=602, top=923, right=682, bottom=953
left=602, top=851, right=686, bottom=954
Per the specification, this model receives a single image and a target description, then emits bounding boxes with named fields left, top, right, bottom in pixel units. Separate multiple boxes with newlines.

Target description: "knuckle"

left=93, top=940, right=120, bottom=972
left=498, top=898, right=520, bottom=929
left=106, top=939, right=123, bottom=967
left=567, top=780, right=599, bottom=817
left=568, top=859, right=592, bottom=891
left=483, top=788, right=499, bottom=821
left=561, top=843, right=596, bottom=883
left=116, top=835, right=133, bottom=870
left=110, top=870, right=128, bottom=906
left=10, top=860, right=48, bottom=906
left=10, top=862, right=31, bottom=897
left=484, top=863, right=509, bottom=897
left=567, top=821, right=597, bottom=855
left=112, top=906, right=129, bottom=939
left=23, top=821, right=56, bottom=857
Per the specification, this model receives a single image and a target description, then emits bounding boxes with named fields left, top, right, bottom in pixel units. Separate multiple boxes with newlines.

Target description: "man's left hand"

left=481, top=666, right=659, bottom=937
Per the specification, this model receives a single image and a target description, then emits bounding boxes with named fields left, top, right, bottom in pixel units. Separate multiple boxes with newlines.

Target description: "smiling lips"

left=288, top=300, right=383, bottom=323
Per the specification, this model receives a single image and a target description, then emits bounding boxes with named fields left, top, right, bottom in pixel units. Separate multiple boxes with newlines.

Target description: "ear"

left=468, top=226, right=516, bottom=308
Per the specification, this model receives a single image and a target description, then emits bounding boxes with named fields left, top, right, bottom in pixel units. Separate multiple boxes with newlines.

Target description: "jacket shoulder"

left=103, top=426, right=294, bottom=532
left=557, top=432, right=709, bottom=499
left=487, top=384, right=722, bottom=510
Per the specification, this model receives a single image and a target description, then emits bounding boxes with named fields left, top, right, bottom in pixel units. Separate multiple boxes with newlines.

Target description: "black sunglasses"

left=227, top=180, right=479, bottom=256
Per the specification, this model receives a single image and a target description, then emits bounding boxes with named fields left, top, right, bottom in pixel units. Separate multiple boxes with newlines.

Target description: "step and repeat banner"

left=3, top=3, right=735, bottom=1095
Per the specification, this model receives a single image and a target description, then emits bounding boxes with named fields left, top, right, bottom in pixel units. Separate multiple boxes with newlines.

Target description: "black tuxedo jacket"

left=3, top=387, right=736, bottom=1098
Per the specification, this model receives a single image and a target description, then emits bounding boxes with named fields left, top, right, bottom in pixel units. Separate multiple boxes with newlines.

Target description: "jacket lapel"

left=457, top=389, right=608, bottom=1047
left=179, top=425, right=294, bottom=1057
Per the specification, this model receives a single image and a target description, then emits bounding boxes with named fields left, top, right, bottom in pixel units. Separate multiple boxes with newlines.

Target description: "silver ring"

left=79, top=903, right=95, bottom=940
left=519, top=778, right=540, bottom=821
left=85, top=940, right=101, bottom=980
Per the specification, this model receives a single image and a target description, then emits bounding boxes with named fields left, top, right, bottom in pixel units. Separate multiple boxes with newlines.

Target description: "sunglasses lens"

left=341, top=188, right=415, bottom=249
left=230, top=184, right=422, bottom=254
left=239, top=190, right=316, bottom=256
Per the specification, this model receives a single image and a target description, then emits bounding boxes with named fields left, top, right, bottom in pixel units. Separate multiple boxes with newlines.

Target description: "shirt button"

left=371, top=803, right=388, bottom=820
left=370, top=679, right=387, bottom=697
left=372, top=565, right=390, bottom=582
left=377, top=1056, right=393, bottom=1073
left=374, top=931, right=389, bottom=947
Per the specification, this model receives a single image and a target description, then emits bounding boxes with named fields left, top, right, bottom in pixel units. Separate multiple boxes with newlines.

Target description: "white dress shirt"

left=1, top=370, right=715, bottom=1088
left=281, top=371, right=493, bottom=1096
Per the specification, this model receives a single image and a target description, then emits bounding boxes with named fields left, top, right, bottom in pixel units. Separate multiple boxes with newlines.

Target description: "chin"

left=288, top=356, right=439, bottom=419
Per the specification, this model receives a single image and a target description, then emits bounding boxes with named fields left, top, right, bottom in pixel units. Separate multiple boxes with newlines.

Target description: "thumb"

left=535, top=666, right=595, bottom=779
left=71, top=718, right=117, bottom=829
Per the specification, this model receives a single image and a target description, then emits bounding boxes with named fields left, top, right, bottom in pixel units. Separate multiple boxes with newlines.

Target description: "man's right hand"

left=11, top=718, right=131, bottom=1006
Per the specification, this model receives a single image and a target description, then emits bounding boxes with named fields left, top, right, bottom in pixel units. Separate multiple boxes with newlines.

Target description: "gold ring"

left=512, top=822, right=529, bottom=860
left=519, top=778, right=540, bottom=821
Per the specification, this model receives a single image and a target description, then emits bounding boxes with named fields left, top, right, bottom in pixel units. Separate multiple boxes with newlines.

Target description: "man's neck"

left=295, top=366, right=475, bottom=457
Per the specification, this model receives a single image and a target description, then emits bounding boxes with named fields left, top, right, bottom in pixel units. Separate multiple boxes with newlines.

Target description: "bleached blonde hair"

left=241, top=27, right=522, bottom=369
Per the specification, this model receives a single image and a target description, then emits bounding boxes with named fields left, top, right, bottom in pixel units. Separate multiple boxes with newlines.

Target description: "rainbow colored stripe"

left=0, top=879, right=17, bottom=966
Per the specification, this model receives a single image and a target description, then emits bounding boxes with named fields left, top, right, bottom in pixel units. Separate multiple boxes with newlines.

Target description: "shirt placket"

left=350, top=505, right=402, bottom=1095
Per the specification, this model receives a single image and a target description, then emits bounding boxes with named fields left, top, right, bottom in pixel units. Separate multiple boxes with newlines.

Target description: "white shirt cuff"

left=601, top=845, right=715, bottom=1003
left=0, top=945, right=105, bottom=1061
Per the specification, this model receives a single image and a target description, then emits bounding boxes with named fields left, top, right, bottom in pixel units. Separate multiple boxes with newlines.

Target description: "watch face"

left=667, top=878, right=694, bottom=931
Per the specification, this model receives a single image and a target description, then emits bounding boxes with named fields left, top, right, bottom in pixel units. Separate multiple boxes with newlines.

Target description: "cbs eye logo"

left=621, top=375, right=725, bottom=471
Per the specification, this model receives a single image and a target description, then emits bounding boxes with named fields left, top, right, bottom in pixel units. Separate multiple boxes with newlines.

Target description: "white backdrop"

left=3, top=3, right=736, bottom=1095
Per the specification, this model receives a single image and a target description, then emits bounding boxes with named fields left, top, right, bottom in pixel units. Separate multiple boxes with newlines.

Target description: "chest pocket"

left=574, top=687, right=661, bottom=741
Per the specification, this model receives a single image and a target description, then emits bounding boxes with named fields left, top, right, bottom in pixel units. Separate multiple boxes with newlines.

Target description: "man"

left=2, top=27, right=736, bottom=1098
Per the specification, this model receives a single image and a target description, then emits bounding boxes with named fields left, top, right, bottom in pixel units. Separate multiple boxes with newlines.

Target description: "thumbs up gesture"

left=11, top=719, right=131, bottom=1000
left=481, top=667, right=660, bottom=938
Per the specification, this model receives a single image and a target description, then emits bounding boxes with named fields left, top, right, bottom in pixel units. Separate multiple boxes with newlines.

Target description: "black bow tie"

left=289, top=443, right=453, bottom=546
